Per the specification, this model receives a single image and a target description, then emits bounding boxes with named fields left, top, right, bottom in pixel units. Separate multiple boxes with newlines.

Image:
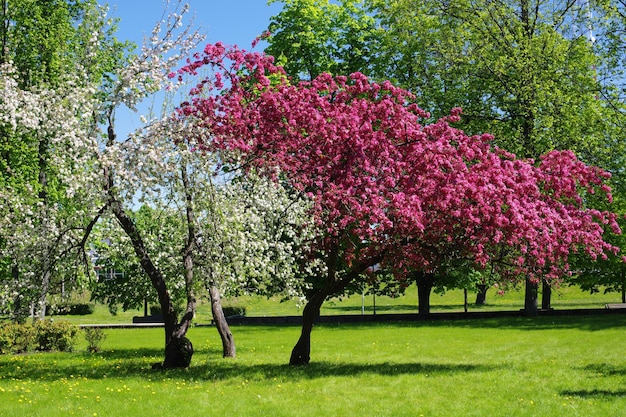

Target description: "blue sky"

left=99, top=0, right=283, bottom=136
left=105, top=0, right=282, bottom=50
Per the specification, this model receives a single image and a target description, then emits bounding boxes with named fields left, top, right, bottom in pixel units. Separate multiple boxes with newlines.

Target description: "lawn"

left=54, top=283, right=625, bottom=326
left=1, top=314, right=625, bottom=416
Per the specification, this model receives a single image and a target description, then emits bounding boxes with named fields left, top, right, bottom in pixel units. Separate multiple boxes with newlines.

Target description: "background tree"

left=265, top=0, right=375, bottom=79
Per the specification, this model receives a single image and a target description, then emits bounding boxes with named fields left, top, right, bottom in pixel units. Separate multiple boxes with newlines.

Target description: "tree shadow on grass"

left=357, top=313, right=626, bottom=332
left=0, top=348, right=500, bottom=383
left=560, top=389, right=626, bottom=398
left=578, top=363, right=626, bottom=376
left=559, top=363, right=626, bottom=399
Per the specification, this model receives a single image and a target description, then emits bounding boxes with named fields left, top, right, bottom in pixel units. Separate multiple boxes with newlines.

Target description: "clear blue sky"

left=99, top=0, right=284, bottom=136
left=105, top=0, right=282, bottom=50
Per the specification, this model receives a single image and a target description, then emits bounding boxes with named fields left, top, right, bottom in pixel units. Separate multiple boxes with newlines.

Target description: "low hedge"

left=222, top=306, right=246, bottom=317
left=0, top=320, right=79, bottom=354
left=47, top=303, right=95, bottom=316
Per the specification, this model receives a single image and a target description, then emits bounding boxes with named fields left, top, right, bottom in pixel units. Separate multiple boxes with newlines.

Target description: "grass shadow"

left=0, top=348, right=498, bottom=383
left=559, top=363, right=626, bottom=399
left=348, top=313, right=626, bottom=332
left=325, top=304, right=418, bottom=313
left=561, top=389, right=626, bottom=398
left=579, top=363, right=626, bottom=376
left=190, top=360, right=500, bottom=382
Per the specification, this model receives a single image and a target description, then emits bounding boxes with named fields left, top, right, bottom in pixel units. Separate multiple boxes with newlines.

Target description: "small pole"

left=464, top=289, right=468, bottom=313
left=361, top=289, right=365, bottom=315
left=373, top=293, right=376, bottom=316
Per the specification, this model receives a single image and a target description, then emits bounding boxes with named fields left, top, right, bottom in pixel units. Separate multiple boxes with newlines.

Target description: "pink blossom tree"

left=175, top=43, right=621, bottom=365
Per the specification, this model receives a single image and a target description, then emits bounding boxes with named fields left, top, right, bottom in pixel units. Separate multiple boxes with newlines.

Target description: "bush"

left=34, top=320, right=79, bottom=352
left=0, top=322, right=36, bottom=354
left=149, top=305, right=162, bottom=316
left=222, top=306, right=246, bottom=317
left=83, top=327, right=107, bottom=352
left=47, top=303, right=95, bottom=316
left=149, top=304, right=183, bottom=317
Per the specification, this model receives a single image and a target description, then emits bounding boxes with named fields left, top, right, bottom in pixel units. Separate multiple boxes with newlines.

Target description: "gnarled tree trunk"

left=105, top=122, right=193, bottom=369
left=289, top=285, right=331, bottom=366
left=289, top=250, right=385, bottom=366
left=209, top=284, right=236, bottom=358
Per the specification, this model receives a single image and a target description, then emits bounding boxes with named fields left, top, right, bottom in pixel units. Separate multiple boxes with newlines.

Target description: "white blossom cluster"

left=103, top=1, right=204, bottom=112
left=196, top=172, right=320, bottom=300
left=0, top=62, right=104, bottom=316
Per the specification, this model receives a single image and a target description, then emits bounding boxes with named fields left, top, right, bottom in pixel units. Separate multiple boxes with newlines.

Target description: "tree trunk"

left=161, top=164, right=198, bottom=368
left=209, top=284, right=236, bottom=358
left=110, top=199, right=179, bottom=344
left=11, top=263, right=27, bottom=324
left=524, top=277, right=538, bottom=316
left=104, top=121, right=189, bottom=368
left=35, top=268, right=51, bottom=321
left=289, top=286, right=329, bottom=366
left=415, top=271, right=434, bottom=315
left=541, top=279, right=551, bottom=310
left=289, top=250, right=385, bottom=366
left=475, top=284, right=488, bottom=305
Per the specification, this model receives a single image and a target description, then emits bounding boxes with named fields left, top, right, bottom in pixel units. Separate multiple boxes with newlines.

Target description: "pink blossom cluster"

left=175, top=43, right=621, bottom=283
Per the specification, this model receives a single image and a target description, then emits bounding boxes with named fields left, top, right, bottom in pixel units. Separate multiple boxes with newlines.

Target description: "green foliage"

left=266, top=0, right=376, bottom=79
left=33, top=320, right=78, bottom=352
left=0, top=320, right=78, bottom=353
left=89, top=210, right=165, bottom=313
left=0, top=322, right=35, bottom=354
left=83, top=327, right=106, bottom=352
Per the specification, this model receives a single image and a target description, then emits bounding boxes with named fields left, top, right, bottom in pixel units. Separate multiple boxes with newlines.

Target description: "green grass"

left=49, top=284, right=623, bottom=326
left=1, top=315, right=626, bottom=416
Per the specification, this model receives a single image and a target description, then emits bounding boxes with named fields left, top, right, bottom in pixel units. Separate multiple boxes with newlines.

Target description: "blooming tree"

left=88, top=1, right=315, bottom=365
left=0, top=61, right=105, bottom=321
left=174, top=43, right=621, bottom=365
left=0, top=0, right=125, bottom=321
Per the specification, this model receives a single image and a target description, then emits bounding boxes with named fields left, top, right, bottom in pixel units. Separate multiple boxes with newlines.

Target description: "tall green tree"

left=266, top=0, right=376, bottom=79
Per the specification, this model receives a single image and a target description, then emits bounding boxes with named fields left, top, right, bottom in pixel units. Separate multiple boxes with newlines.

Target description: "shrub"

left=0, top=322, right=36, bottom=354
left=34, top=320, right=79, bottom=352
left=149, top=304, right=183, bottom=317
left=149, top=305, right=162, bottom=316
left=83, top=327, right=107, bottom=352
left=48, top=303, right=95, bottom=316
left=222, top=306, right=246, bottom=317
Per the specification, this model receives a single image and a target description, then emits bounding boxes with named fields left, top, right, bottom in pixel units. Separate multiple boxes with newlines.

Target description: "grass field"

left=53, top=283, right=625, bottom=325
left=1, top=314, right=626, bottom=416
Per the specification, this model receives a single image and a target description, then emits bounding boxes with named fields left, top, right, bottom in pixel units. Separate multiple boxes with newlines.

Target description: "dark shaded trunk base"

left=475, top=284, right=488, bottom=305
left=524, top=278, right=538, bottom=316
left=154, top=336, right=193, bottom=369
left=415, top=272, right=434, bottom=315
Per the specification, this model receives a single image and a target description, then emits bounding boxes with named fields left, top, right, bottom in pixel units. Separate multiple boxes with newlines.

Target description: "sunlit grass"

left=42, top=283, right=622, bottom=327
left=1, top=315, right=626, bottom=416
